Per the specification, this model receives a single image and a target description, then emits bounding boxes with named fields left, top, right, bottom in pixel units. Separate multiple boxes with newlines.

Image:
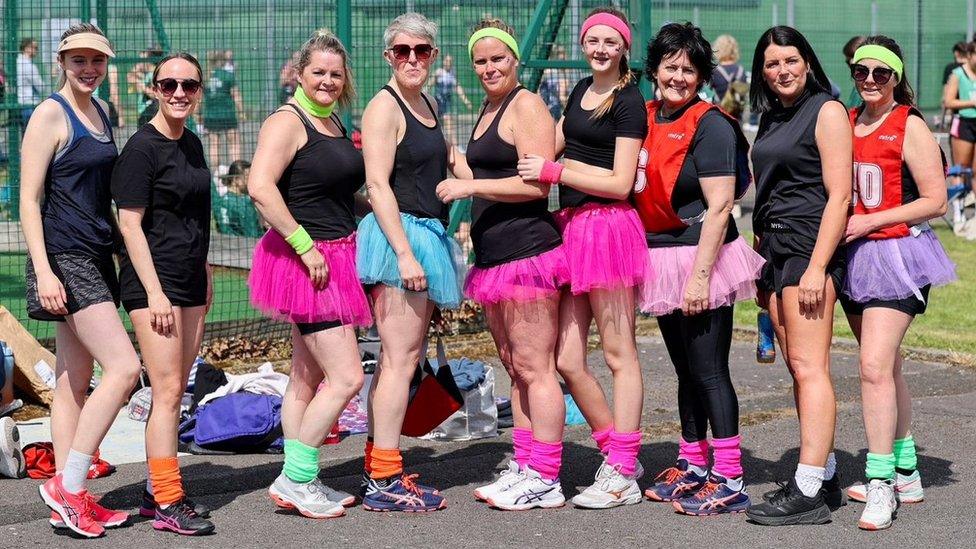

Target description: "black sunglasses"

left=155, top=78, right=202, bottom=95
left=850, top=64, right=895, bottom=85
left=388, top=44, right=434, bottom=62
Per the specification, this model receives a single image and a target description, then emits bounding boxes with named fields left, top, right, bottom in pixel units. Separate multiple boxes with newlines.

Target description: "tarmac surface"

left=2, top=333, right=974, bottom=548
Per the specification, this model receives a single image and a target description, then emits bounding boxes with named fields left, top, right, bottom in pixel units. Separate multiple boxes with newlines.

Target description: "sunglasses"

left=850, top=64, right=895, bottom=86
left=155, top=78, right=201, bottom=95
left=388, top=44, right=434, bottom=62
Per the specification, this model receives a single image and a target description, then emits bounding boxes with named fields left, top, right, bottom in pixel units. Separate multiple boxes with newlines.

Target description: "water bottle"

left=757, top=310, right=776, bottom=364
left=1, top=341, right=14, bottom=388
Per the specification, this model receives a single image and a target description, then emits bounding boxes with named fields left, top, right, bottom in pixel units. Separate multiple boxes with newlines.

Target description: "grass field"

left=733, top=225, right=976, bottom=356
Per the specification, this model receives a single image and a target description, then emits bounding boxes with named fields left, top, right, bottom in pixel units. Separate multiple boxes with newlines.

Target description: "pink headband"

left=579, top=13, right=632, bottom=49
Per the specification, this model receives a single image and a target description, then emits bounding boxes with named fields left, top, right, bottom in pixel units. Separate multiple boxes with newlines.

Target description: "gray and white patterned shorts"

left=26, top=251, right=120, bottom=322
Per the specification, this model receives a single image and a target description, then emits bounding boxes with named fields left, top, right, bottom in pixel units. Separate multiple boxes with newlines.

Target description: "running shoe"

left=139, top=489, right=211, bottom=518
left=486, top=466, right=565, bottom=511
left=50, top=494, right=128, bottom=529
left=152, top=499, right=216, bottom=535
left=474, top=460, right=523, bottom=501
left=38, top=474, right=104, bottom=538
left=745, top=477, right=831, bottom=526
left=362, top=473, right=446, bottom=512
left=848, top=470, right=924, bottom=504
left=672, top=474, right=750, bottom=516
left=644, top=460, right=707, bottom=502
left=571, top=463, right=641, bottom=509
left=268, top=473, right=346, bottom=519
left=595, top=455, right=645, bottom=481
left=0, top=416, right=25, bottom=479
left=857, top=479, right=897, bottom=530
left=763, top=472, right=846, bottom=508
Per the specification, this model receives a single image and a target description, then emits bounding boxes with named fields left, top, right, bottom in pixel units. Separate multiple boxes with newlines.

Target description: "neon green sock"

left=865, top=452, right=896, bottom=480
left=893, top=435, right=918, bottom=472
left=283, top=439, right=320, bottom=483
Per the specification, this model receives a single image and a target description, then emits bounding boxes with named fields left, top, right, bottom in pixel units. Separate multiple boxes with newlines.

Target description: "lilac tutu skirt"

left=844, top=229, right=957, bottom=303
left=554, top=201, right=652, bottom=294
left=639, top=236, right=765, bottom=316
left=248, top=230, right=373, bottom=326
left=464, top=246, right=570, bottom=305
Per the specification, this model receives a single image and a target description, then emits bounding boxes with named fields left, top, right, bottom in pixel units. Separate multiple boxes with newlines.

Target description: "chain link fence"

left=0, top=0, right=971, bottom=344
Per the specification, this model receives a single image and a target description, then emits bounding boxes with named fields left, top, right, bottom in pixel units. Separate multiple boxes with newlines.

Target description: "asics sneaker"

left=595, top=455, right=645, bottom=480
left=571, top=463, right=641, bottom=509
left=38, top=474, right=104, bottom=538
left=152, top=499, right=216, bottom=535
left=857, top=479, right=897, bottom=530
left=474, top=460, right=523, bottom=502
left=362, top=473, right=446, bottom=512
left=486, top=467, right=565, bottom=511
left=268, top=473, right=346, bottom=519
left=50, top=494, right=127, bottom=529
left=672, top=474, right=750, bottom=516
left=746, top=477, right=831, bottom=526
left=644, top=460, right=707, bottom=502
left=848, top=470, right=923, bottom=504
left=140, top=489, right=211, bottom=518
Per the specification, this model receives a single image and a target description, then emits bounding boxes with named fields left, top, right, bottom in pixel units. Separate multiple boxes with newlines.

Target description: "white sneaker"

left=268, top=473, right=345, bottom=519
left=474, top=460, right=523, bottom=501
left=847, top=470, right=924, bottom=504
left=571, top=463, right=642, bottom=509
left=0, top=417, right=25, bottom=479
left=595, top=455, right=644, bottom=481
left=857, top=479, right=897, bottom=530
left=486, top=467, right=565, bottom=511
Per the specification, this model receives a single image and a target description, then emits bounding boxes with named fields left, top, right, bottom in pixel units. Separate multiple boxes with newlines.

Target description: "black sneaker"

left=140, top=489, right=211, bottom=518
left=762, top=474, right=846, bottom=509
left=152, top=499, right=215, bottom=536
left=746, top=478, right=831, bottom=526
left=359, top=470, right=370, bottom=499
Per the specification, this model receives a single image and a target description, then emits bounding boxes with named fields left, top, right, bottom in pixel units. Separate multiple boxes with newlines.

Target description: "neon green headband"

left=468, top=27, right=520, bottom=60
left=852, top=45, right=904, bottom=82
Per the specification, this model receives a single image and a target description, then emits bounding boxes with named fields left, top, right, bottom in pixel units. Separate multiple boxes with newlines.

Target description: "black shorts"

left=839, top=285, right=930, bottom=317
left=757, top=231, right=846, bottom=296
left=26, top=252, right=120, bottom=322
left=951, top=115, right=976, bottom=143
left=295, top=319, right=344, bottom=336
left=119, top=265, right=208, bottom=313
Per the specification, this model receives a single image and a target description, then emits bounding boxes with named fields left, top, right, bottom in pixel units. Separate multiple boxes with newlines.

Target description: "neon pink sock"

left=606, top=430, right=642, bottom=476
left=591, top=425, right=613, bottom=455
left=530, top=438, right=563, bottom=480
left=711, top=434, right=743, bottom=479
left=512, top=427, right=533, bottom=468
left=678, top=437, right=709, bottom=468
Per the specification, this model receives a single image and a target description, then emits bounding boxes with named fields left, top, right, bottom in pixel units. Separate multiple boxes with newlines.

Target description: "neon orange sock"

left=364, top=440, right=375, bottom=475
left=148, top=457, right=184, bottom=506
left=369, top=447, right=403, bottom=479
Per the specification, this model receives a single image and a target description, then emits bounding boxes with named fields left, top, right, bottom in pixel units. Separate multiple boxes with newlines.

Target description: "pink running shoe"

left=38, top=474, right=105, bottom=538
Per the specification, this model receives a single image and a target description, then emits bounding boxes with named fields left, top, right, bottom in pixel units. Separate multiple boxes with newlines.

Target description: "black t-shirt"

left=112, top=124, right=211, bottom=305
left=560, top=77, right=647, bottom=208
left=646, top=100, right=740, bottom=247
left=752, top=90, right=835, bottom=240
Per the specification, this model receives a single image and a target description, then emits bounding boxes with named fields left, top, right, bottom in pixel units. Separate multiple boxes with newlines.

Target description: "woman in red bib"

left=633, top=23, right=764, bottom=516
left=839, top=36, right=956, bottom=531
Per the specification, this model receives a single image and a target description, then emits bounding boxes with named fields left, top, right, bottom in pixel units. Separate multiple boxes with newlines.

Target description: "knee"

left=333, top=369, right=365, bottom=399
left=788, top=358, right=830, bottom=386
left=859, top=357, right=894, bottom=388
left=555, top=355, right=589, bottom=380
left=382, top=349, right=423, bottom=376
left=602, top=346, right=639, bottom=375
left=108, top=362, right=143, bottom=391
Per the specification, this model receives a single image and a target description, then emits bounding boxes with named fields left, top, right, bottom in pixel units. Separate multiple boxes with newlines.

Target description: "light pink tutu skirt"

left=464, top=246, right=571, bottom=305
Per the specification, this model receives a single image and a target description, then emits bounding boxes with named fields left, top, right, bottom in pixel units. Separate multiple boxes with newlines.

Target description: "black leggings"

left=657, top=305, right=739, bottom=442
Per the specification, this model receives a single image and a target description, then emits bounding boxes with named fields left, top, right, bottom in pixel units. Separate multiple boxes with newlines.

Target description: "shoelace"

left=169, top=500, right=197, bottom=521
left=655, top=467, right=684, bottom=485
left=399, top=474, right=425, bottom=498
left=694, top=481, right=720, bottom=500
left=767, top=481, right=791, bottom=504
left=77, top=493, right=94, bottom=524
left=865, top=482, right=889, bottom=506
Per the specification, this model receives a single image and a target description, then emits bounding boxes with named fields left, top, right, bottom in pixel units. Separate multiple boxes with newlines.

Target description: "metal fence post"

left=337, top=0, right=352, bottom=130
left=96, top=0, right=110, bottom=100
left=5, top=0, right=21, bottom=221
left=632, top=0, right=653, bottom=98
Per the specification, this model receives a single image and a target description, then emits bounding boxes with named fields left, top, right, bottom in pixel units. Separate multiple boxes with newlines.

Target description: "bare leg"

left=555, top=291, right=612, bottom=431
left=590, top=287, right=642, bottom=432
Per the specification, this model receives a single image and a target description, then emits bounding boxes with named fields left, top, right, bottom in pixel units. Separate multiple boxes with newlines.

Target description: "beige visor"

left=57, top=32, right=115, bottom=58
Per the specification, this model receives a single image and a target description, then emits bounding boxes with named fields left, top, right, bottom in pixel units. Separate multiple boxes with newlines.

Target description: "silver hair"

left=383, top=12, right=437, bottom=48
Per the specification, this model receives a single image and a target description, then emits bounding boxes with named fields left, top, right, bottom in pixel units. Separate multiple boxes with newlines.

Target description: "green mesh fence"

left=0, top=0, right=971, bottom=344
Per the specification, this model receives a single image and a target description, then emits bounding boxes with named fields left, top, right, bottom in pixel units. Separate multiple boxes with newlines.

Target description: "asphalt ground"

left=2, top=333, right=974, bottom=548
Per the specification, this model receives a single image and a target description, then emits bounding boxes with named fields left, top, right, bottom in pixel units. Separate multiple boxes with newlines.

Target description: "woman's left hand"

left=844, top=213, right=876, bottom=243
left=682, top=274, right=711, bottom=316
left=797, top=267, right=826, bottom=315
left=436, top=178, right=470, bottom=203
left=517, top=154, right=546, bottom=181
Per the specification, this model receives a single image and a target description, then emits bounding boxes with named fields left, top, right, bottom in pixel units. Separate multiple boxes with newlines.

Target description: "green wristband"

left=285, top=225, right=314, bottom=255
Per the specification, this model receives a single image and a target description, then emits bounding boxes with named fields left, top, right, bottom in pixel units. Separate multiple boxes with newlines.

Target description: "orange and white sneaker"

left=571, top=463, right=641, bottom=509
left=848, top=470, right=924, bottom=504
left=38, top=474, right=105, bottom=538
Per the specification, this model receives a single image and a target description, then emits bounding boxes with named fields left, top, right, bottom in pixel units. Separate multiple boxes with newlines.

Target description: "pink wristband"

left=539, top=160, right=564, bottom=185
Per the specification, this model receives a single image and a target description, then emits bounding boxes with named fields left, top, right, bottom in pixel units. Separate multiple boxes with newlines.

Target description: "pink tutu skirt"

left=248, top=230, right=373, bottom=326
left=639, top=236, right=765, bottom=316
left=464, top=246, right=570, bottom=305
left=554, top=201, right=653, bottom=295
left=844, top=229, right=957, bottom=303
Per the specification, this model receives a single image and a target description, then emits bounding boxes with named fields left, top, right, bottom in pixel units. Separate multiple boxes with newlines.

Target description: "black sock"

left=895, top=467, right=915, bottom=476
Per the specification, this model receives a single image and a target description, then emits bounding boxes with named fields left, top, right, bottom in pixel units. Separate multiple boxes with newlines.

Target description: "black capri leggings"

left=657, top=305, right=739, bottom=442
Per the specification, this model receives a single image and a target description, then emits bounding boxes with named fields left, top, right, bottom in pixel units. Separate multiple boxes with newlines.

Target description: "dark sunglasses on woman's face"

left=850, top=64, right=895, bottom=85
left=389, top=44, right=434, bottom=62
left=155, top=78, right=202, bottom=95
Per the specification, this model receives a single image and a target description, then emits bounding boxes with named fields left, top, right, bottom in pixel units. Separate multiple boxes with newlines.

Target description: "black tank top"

left=752, top=90, right=836, bottom=240
left=383, top=86, right=450, bottom=225
left=276, top=104, right=364, bottom=240
left=466, top=86, right=562, bottom=267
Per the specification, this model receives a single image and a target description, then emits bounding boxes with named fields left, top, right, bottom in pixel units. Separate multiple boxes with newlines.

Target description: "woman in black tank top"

left=354, top=13, right=457, bottom=511
left=246, top=30, right=368, bottom=516
left=745, top=26, right=853, bottom=526
left=435, top=19, right=569, bottom=511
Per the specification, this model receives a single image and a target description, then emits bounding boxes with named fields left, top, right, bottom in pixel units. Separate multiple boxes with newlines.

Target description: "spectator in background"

left=16, top=38, right=46, bottom=130
left=278, top=50, right=300, bottom=104
left=214, top=160, right=264, bottom=237
left=944, top=42, right=976, bottom=188
left=539, top=45, right=572, bottom=119
left=432, top=54, right=471, bottom=144
left=842, top=36, right=867, bottom=107
left=96, top=64, right=124, bottom=128
left=203, top=50, right=244, bottom=174
left=712, top=34, right=748, bottom=121
left=128, top=46, right=162, bottom=127
left=943, top=41, right=968, bottom=85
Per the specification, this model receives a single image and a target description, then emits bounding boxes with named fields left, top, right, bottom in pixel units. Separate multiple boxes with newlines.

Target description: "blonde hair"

left=713, top=34, right=740, bottom=63
left=471, top=17, right=518, bottom=56
left=57, top=23, right=111, bottom=88
left=585, top=7, right=633, bottom=120
left=296, top=28, right=356, bottom=109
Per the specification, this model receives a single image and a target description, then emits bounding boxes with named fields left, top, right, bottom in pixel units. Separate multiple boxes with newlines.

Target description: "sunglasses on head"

left=155, top=78, right=201, bottom=95
left=850, top=64, right=895, bottom=85
left=388, top=43, right=434, bottom=62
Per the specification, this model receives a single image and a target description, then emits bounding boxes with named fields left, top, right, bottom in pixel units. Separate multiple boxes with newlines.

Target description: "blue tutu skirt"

left=356, top=212, right=464, bottom=309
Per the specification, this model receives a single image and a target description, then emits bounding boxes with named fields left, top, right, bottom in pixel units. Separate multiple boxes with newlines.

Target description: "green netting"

left=0, top=0, right=971, bottom=344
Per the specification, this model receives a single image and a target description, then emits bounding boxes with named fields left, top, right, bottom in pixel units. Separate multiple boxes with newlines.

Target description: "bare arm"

left=943, top=74, right=975, bottom=110
left=448, top=144, right=473, bottom=179
left=683, top=175, right=736, bottom=315
left=117, top=206, right=176, bottom=333
left=539, top=136, right=642, bottom=200
left=554, top=117, right=566, bottom=158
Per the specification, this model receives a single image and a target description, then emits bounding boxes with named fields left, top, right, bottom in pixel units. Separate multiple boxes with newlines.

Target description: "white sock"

left=62, top=449, right=93, bottom=493
left=725, top=476, right=744, bottom=491
left=794, top=463, right=825, bottom=498
left=824, top=452, right=837, bottom=480
left=688, top=463, right=708, bottom=476
left=146, top=477, right=154, bottom=495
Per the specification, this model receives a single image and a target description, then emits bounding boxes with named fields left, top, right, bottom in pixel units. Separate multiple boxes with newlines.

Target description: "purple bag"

left=179, top=393, right=283, bottom=453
